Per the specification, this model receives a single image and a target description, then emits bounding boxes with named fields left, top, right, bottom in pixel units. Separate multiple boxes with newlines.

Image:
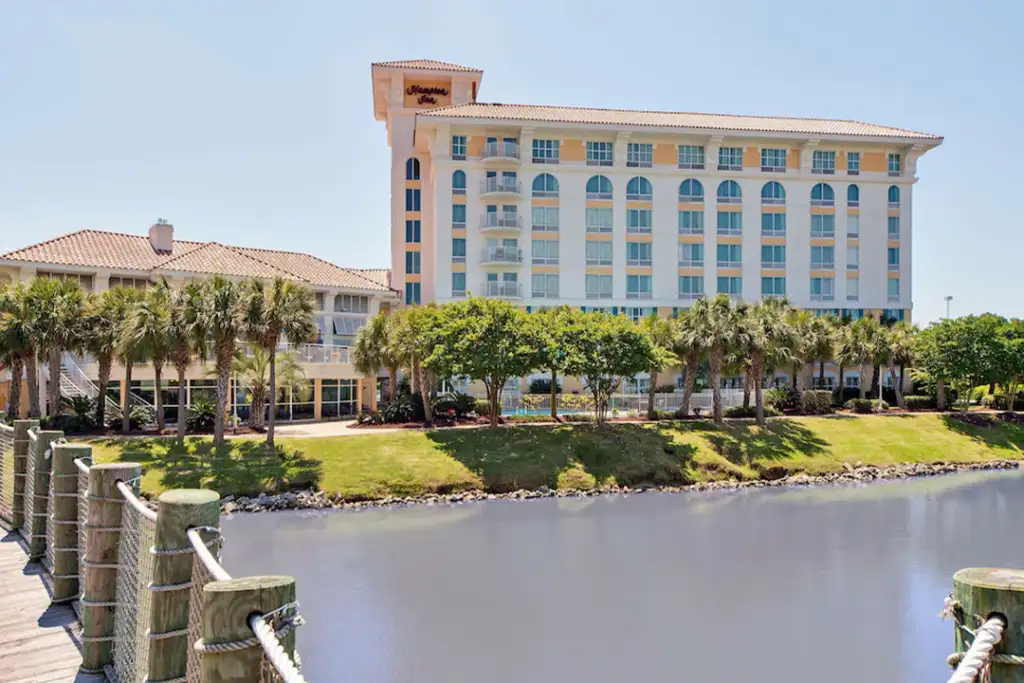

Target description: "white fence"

left=496, top=389, right=746, bottom=416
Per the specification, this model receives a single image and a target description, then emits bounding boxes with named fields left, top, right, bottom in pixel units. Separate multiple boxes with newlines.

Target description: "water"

left=222, top=470, right=1024, bottom=683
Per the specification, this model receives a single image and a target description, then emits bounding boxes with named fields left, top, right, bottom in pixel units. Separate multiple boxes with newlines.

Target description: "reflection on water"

left=222, top=470, right=1024, bottom=683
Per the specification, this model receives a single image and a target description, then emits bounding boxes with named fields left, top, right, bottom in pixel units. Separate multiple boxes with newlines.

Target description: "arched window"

left=626, top=176, right=653, bottom=201
left=717, top=180, right=742, bottom=204
left=452, top=170, right=466, bottom=195
left=847, top=184, right=859, bottom=206
left=405, top=158, right=420, bottom=180
left=888, top=185, right=900, bottom=207
left=586, top=175, right=613, bottom=200
left=810, top=182, right=835, bottom=206
left=760, top=181, right=785, bottom=205
left=679, top=179, right=704, bottom=202
left=532, top=173, right=559, bottom=198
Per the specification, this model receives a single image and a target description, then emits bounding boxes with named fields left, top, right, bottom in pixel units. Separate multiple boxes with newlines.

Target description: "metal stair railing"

left=56, top=354, right=123, bottom=412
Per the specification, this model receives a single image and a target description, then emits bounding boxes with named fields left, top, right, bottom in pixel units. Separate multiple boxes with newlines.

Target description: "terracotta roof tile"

left=372, top=59, right=481, bottom=73
left=235, top=248, right=392, bottom=292
left=1, top=230, right=204, bottom=271
left=350, top=268, right=392, bottom=289
left=157, top=243, right=298, bottom=280
left=419, top=103, right=941, bottom=140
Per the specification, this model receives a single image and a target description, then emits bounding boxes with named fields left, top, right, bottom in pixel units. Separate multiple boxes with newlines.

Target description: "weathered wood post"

left=26, top=429, right=62, bottom=558
left=148, top=489, right=221, bottom=683
left=80, top=462, right=142, bottom=674
left=201, top=575, right=298, bottom=683
left=49, top=442, right=90, bottom=603
left=952, top=568, right=1024, bottom=682
left=11, top=419, right=39, bottom=530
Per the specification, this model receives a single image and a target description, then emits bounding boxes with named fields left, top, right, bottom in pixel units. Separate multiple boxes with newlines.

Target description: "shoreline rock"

left=219, top=460, right=1022, bottom=515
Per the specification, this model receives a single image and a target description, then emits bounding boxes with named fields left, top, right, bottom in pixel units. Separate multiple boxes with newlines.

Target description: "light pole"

left=944, top=296, right=953, bottom=319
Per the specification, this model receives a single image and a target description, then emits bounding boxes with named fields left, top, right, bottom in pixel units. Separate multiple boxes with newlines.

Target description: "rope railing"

left=21, top=427, right=39, bottom=546
left=110, top=479, right=157, bottom=683
left=0, top=422, right=15, bottom=524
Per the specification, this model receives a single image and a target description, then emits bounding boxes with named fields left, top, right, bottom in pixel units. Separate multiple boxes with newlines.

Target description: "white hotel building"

left=372, top=59, right=941, bottom=326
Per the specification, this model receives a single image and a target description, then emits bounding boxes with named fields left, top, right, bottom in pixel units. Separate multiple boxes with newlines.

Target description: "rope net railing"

left=72, top=456, right=90, bottom=622
left=187, top=526, right=230, bottom=683
left=0, top=423, right=14, bottom=524
left=21, top=426, right=39, bottom=545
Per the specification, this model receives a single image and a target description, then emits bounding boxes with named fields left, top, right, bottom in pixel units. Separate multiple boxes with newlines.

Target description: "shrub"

left=504, top=414, right=555, bottom=423
left=763, top=388, right=790, bottom=413
left=185, top=399, right=217, bottom=433
left=528, top=378, right=560, bottom=394
left=560, top=413, right=595, bottom=423
left=904, top=395, right=935, bottom=411
left=981, top=392, right=1023, bottom=411
left=723, top=405, right=780, bottom=419
left=379, top=394, right=425, bottom=423
left=654, top=384, right=677, bottom=394
left=474, top=399, right=492, bottom=418
left=432, top=392, right=476, bottom=418
left=845, top=398, right=889, bottom=414
left=800, top=390, right=834, bottom=415
left=357, top=410, right=384, bottom=425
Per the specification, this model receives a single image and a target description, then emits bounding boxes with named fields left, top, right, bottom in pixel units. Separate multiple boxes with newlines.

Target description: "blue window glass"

left=404, top=282, right=421, bottom=305
left=405, top=220, right=421, bottom=243
left=452, top=272, right=466, bottom=295
left=810, top=183, right=835, bottom=205
left=405, top=158, right=420, bottom=180
left=452, top=204, right=466, bottom=226
left=405, top=188, right=421, bottom=211
left=452, top=170, right=466, bottom=194
left=532, top=173, right=559, bottom=197
left=717, top=180, right=742, bottom=203
left=760, top=181, right=786, bottom=204
left=679, top=179, right=704, bottom=201
left=847, top=184, right=859, bottom=205
left=626, top=176, right=653, bottom=200
left=888, top=185, right=900, bottom=205
left=586, top=175, right=613, bottom=198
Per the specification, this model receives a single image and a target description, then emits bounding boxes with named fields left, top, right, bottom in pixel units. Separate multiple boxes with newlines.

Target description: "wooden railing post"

left=80, top=462, right=141, bottom=674
left=49, top=441, right=89, bottom=603
left=201, top=575, right=297, bottom=683
left=952, top=568, right=1024, bottom=682
left=26, top=429, right=62, bottom=558
left=148, top=489, right=221, bottom=683
left=11, top=419, right=39, bottom=529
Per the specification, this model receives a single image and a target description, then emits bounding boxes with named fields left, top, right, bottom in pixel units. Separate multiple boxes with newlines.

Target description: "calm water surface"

left=222, top=471, right=1024, bottom=683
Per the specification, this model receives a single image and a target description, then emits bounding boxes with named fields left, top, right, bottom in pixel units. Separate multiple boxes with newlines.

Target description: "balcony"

left=481, top=141, right=520, bottom=163
left=627, top=258, right=652, bottom=267
left=627, top=292, right=653, bottom=300
left=481, top=176, right=521, bottom=198
left=241, top=342, right=350, bottom=365
left=483, top=281, right=523, bottom=299
left=761, top=261, right=785, bottom=269
left=480, top=212, right=522, bottom=232
left=481, top=246, right=523, bottom=265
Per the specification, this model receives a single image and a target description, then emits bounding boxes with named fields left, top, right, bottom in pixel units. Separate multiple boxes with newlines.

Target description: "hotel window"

left=810, top=277, right=835, bottom=301
left=847, top=245, right=859, bottom=270
left=717, top=180, right=742, bottom=204
left=39, top=271, right=94, bottom=290
left=625, top=307, right=656, bottom=323
left=761, top=148, right=787, bottom=173
left=405, top=158, right=420, bottom=180
left=888, top=247, right=900, bottom=271
left=586, top=174, right=613, bottom=199
left=314, top=292, right=325, bottom=310
left=847, top=184, right=859, bottom=207
left=678, top=210, right=704, bottom=235
left=452, top=170, right=466, bottom=195
left=335, top=295, right=369, bottom=313
left=812, top=151, right=836, bottom=174
left=626, top=209, right=653, bottom=234
left=452, top=238, right=466, bottom=263
left=532, top=173, right=559, bottom=197
left=586, top=274, right=613, bottom=299
left=845, top=374, right=860, bottom=389
left=626, top=241, right=653, bottom=266
left=532, top=206, right=559, bottom=232
left=847, top=277, right=859, bottom=301
left=679, top=243, right=703, bottom=267
left=626, top=143, right=653, bottom=167
left=451, top=135, right=467, bottom=160
left=811, top=214, right=835, bottom=238
left=626, top=274, right=653, bottom=299
left=405, top=219, right=421, bottom=243
left=108, top=276, right=147, bottom=290
left=888, top=216, right=900, bottom=239
left=626, top=176, right=653, bottom=200
left=586, top=207, right=613, bottom=233
left=718, top=147, right=743, bottom=171
left=883, top=308, right=905, bottom=322
left=532, top=239, right=559, bottom=265
left=678, top=145, right=705, bottom=169
left=405, top=188, right=421, bottom=211
left=761, top=244, right=785, bottom=269
left=811, top=246, right=835, bottom=269
left=847, top=214, right=860, bottom=237
left=761, top=213, right=786, bottom=236
left=847, top=152, right=860, bottom=175
left=679, top=275, right=704, bottom=300
left=452, top=272, right=466, bottom=297
left=810, top=182, right=835, bottom=206
left=760, top=181, right=786, bottom=205
left=586, top=141, right=614, bottom=166
left=888, top=185, right=901, bottom=207
left=888, top=153, right=901, bottom=176
left=717, top=211, right=742, bottom=236
left=717, top=276, right=742, bottom=296
left=761, top=277, right=786, bottom=297
left=532, top=274, right=560, bottom=298
left=586, top=240, right=613, bottom=266
left=404, top=282, right=420, bottom=305
left=532, top=139, right=560, bottom=164
left=452, top=204, right=466, bottom=227
left=717, top=244, right=742, bottom=268
left=888, top=277, right=900, bottom=301
left=679, top=179, right=704, bottom=203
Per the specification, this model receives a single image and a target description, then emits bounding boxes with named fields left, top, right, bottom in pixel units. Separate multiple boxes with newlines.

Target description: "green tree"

left=0, top=284, right=31, bottom=419
left=806, top=315, right=836, bottom=388
left=83, top=288, right=133, bottom=428
left=352, top=311, right=402, bottom=404
left=786, top=309, right=815, bottom=390
left=167, top=283, right=199, bottom=441
left=229, top=347, right=306, bottom=428
left=996, top=319, right=1024, bottom=412
left=240, top=278, right=316, bottom=447
left=392, top=305, right=443, bottom=426
left=849, top=316, right=884, bottom=399
left=28, top=277, right=87, bottom=416
left=672, top=308, right=706, bottom=417
left=118, top=286, right=166, bottom=432
left=744, top=297, right=797, bottom=425
left=887, top=322, right=917, bottom=409
left=188, top=276, right=243, bottom=446
left=638, top=314, right=678, bottom=420
left=913, top=316, right=1002, bottom=411
left=533, top=306, right=585, bottom=419
left=832, top=322, right=858, bottom=402
left=686, top=294, right=746, bottom=424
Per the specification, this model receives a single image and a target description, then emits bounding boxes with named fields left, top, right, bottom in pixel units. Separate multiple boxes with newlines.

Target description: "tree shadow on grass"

left=939, top=414, right=1024, bottom=455
left=425, top=424, right=696, bottom=492
left=665, top=419, right=829, bottom=473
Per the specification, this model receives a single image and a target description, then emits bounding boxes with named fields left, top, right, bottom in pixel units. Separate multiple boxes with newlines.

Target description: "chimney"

left=148, top=218, right=174, bottom=252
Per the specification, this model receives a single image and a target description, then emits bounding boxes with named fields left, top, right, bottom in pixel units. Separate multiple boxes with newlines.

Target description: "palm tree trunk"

left=7, top=356, right=23, bottom=419
left=388, top=367, right=398, bottom=401
left=895, top=363, right=905, bottom=409
left=154, top=362, right=165, bottom=431
left=176, top=366, right=187, bottom=441
left=742, top=372, right=751, bottom=409
left=754, top=358, right=766, bottom=426
left=818, top=360, right=825, bottom=387
left=48, top=349, right=62, bottom=416
left=680, top=360, right=696, bottom=417
left=415, top=360, right=432, bottom=427
left=267, top=347, right=277, bottom=448
left=25, top=352, right=40, bottom=418
left=858, top=363, right=867, bottom=399
left=96, top=356, right=111, bottom=428
left=710, top=352, right=723, bottom=424
left=791, top=363, right=798, bottom=390
left=122, top=361, right=133, bottom=433
left=936, top=378, right=947, bottom=410
left=214, top=345, right=231, bottom=446
left=835, top=362, right=845, bottom=402
left=550, top=368, right=558, bottom=420
left=647, top=371, right=659, bottom=420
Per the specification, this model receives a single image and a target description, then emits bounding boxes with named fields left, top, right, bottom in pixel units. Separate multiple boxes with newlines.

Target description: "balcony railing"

left=481, top=246, right=523, bottom=264
left=482, top=141, right=520, bottom=161
left=626, top=258, right=652, bottom=267
left=481, top=177, right=521, bottom=196
left=481, top=212, right=522, bottom=230
left=483, top=281, right=523, bottom=298
left=241, top=342, right=350, bottom=364
left=626, top=291, right=653, bottom=299
left=761, top=261, right=785, bottom=269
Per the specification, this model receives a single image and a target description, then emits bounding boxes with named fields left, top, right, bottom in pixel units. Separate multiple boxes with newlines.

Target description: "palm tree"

left=887, top=322, right=916, bottom=409
left=84, top=288, right=132, bottom=428
left=230, top=347, right=306, bottom=427
left=850, top=316, right=883, bottom=399
left=832, top=322, right=858, bottom=403
left=28, top=277, right=86, bottom=416
left=787, top=309, right=815, bottom=390
left=352, top=311, right=402, bottom=405
left=0, top=285, right=41, bottom=418
left=116, top=287, right=158, bottom=432
left=239, top=278, right=316, bottom=447
left=807, top=316, right=836, bottom=389
left=687, top=294, right=744, bottom=424
left=745, top=297, right=796, bottom=425
left=167, top=283, right=198, bottom=441
left=672, top=308, right=706, bottom=417
left=639, top=314, right=678, bottom=420
left=189, top=276, right=243, bottom=447
left=392, top=305, right=437, bottom=426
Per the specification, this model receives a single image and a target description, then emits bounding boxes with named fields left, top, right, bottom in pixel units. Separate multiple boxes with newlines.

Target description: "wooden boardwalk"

left=0, top=529, right=105, bottom=683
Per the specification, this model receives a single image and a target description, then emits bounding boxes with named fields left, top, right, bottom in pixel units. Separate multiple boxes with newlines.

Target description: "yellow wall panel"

left=787, top=148, right=800, bottom=170
left=861, top=152, right=886, bottom=172
left=451, top=263, right=466, bottom=272
left=810, top=238, right=836, bottom=247
left=627, top=233, right=653, bottom=243
left=468, top=136, right=485, bottom=157
left=810, top=269, right=835, bottom=278
left=626, top=201, right=653, bottom=210
left=405, top=273, right=422, bottom=283
left=677, top=267, right=704, bottom=276
left=718, top=235, right=742, bottom=245
left=760, top=268, right=786, bottom=277
left=677, top=235, right=704, bottom=244
left=532, top=197, right=558, bottom=207
left=761, top=205, right=786, bottom=214
left=586, top=232, right=614, bottom=241
left=836, top=152, right=848, bottom=172
left=761, top=236, right=787, bottom=246
left=532, top=265, right=559, bottom=274
left=847, top=207, right=859, bottom=216
left=717, top=268, right=743, bottom=277
left=809, top=206, right=835, bottom=215
left=586, top=200, right=614, bottom=209
left=717, top=204, right=743, bottom=213
left=626, top=266, right=653, bottom=276
left=654, top=144, right=676, bottom=165
left=677, top=202, right=705, bottom=211
left=743, top=146, right=760, bottom=168
left=452, top=195, right=466, bottom=205
left=585, top=266, right=613, bottom=275
left=561, top=139, right=585, bottom=162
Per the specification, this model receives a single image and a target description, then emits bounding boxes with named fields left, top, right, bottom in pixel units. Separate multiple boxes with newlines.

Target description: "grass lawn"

left=85, top=413, right=1024, bottom=501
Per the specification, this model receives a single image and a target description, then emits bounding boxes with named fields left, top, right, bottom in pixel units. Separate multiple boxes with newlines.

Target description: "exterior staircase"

left=57, top=354, right=154, bottom=414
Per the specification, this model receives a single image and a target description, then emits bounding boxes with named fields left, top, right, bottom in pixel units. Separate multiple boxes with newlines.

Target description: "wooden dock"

left=0, top=529, right=105, bottom=683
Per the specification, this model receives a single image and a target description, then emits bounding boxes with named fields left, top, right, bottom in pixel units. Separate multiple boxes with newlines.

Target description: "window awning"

left=333, top=315, right=368, bottom=336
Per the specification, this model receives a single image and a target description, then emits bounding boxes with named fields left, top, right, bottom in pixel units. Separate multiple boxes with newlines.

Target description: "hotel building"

left=372, top=59, right=941, bottom=329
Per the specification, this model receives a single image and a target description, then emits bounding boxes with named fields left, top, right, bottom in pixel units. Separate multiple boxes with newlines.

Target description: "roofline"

left=371, top=62, right=482, bottom=75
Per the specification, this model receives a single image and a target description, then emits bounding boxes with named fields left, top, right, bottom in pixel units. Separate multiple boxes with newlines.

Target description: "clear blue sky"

left=2, top=1, right=1020, bottom=323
